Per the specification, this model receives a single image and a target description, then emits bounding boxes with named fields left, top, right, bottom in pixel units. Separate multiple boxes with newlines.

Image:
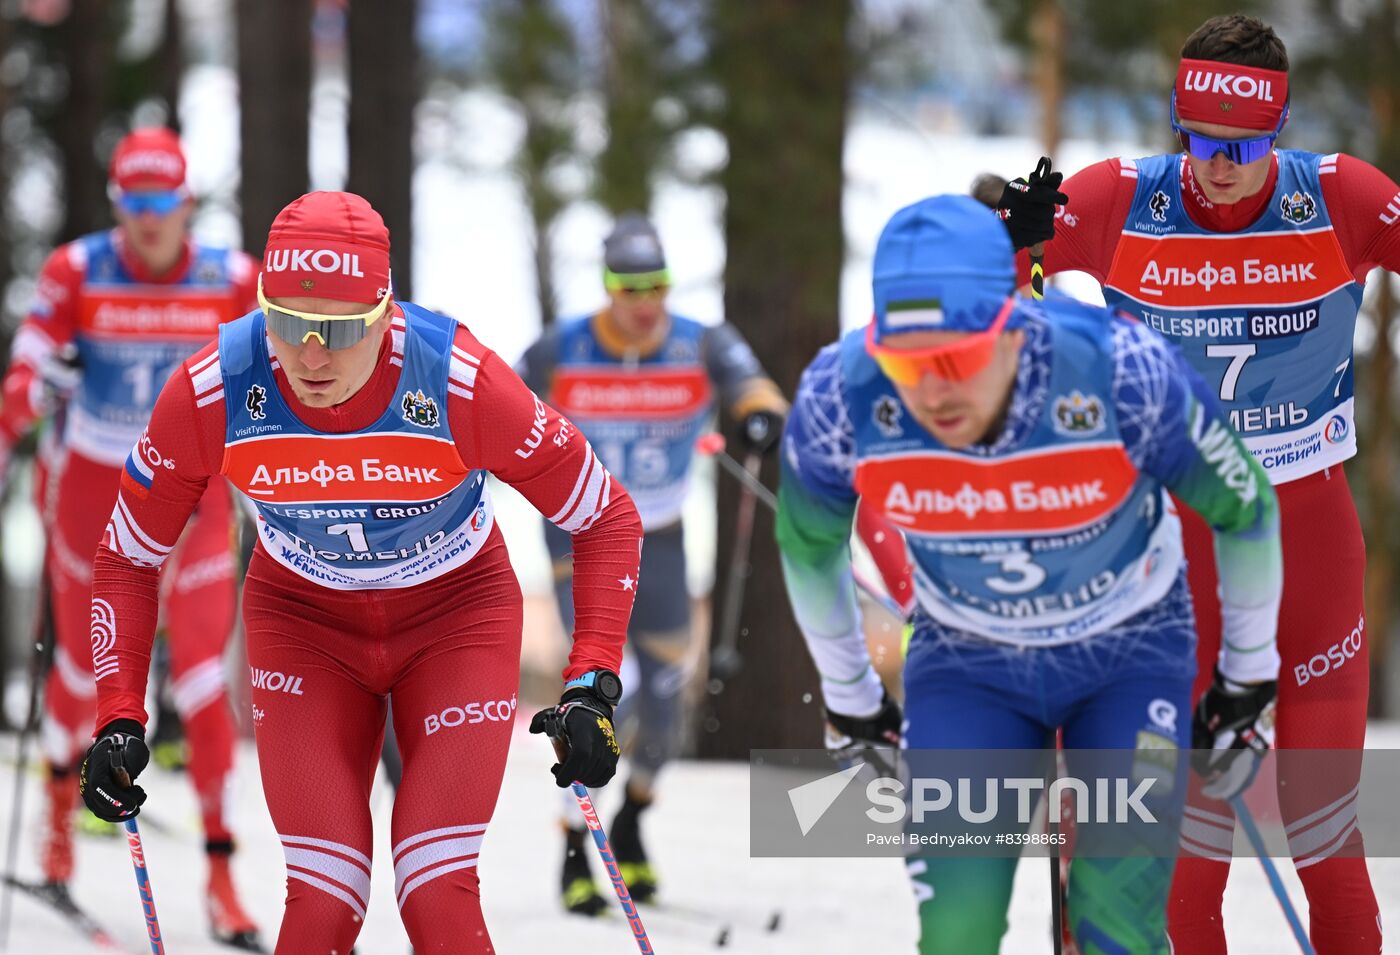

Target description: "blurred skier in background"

left=0, top=127, right=262, bottom=948
left=517, top=213, right=788, bottom=913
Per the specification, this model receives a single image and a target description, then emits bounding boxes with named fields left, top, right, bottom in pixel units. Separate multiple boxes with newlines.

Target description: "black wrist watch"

left=566, top=669, right=623, bottom=707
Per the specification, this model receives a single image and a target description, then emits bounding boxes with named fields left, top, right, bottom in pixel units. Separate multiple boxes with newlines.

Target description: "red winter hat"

left=109, top=128, right=187, bottom=191
left=261, top=191, right=391, bottom=304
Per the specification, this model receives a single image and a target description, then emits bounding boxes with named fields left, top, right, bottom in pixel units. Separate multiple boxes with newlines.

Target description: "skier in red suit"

left=999, top=15, right=1400, bottom=953
left=0, top=127, right=262, bottom=946
left=77, top=191, right=643, bottom=954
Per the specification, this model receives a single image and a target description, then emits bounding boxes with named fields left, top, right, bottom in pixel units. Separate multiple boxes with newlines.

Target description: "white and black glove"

left=40, top=344, right=82, bottom=406
left=1192, top=667, right=1277, bottom=801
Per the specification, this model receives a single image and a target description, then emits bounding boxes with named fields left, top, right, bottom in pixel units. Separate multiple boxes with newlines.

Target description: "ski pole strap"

left=122, top=819, right=165, bottom=954
left=569, top=782, right=654, bottom=953
left=712, top=443, right=778, bottom=511
left=703, top=435, right=907, bottom=619
left=1230, top=796, right=1315, bottom=955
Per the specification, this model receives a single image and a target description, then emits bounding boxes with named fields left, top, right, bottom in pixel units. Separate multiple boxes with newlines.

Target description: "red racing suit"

left=90, top=303, right=642, bottom=953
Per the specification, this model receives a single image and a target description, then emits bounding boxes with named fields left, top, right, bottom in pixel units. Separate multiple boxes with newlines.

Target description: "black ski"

left=637, top=900, right=783, bottom=949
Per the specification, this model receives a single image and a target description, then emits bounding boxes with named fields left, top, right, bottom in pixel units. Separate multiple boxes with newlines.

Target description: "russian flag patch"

left=121, top=450, right=155, bottom=499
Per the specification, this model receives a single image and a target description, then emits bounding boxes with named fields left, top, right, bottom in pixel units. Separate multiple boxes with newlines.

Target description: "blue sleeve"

left=1112, top=317, right=1221, bottom=484
left=779, top=342, right=858, bottom=503
left=775, top=342, right=883, bottom=715
left=1111, top=316, right=1282, bottom=684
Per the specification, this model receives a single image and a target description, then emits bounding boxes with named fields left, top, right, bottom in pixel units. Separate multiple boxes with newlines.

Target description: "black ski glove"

left=995, top=156, right=1069, bottom=251
left=825, top=690, right=903, bottom=777
left=79, top=719, right=149, bottom=822
left=741, top=409, right=784, bottom=455
left=825, top=690, right=903, bottom=750
left=1192, top=667, right=1277, bottom=801
left=530, top=687, right=622, bottom=788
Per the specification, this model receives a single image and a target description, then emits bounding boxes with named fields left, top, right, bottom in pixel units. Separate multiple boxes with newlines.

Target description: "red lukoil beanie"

left=109, top=127, right=187, bottom=191
left=261, top=191, right=391, bottom=304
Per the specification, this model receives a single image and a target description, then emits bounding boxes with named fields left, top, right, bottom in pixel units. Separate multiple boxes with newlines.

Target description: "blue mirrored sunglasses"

left=114, top=189, right=186, bottom=217
left=1170, top=90, right=1288, bottom=165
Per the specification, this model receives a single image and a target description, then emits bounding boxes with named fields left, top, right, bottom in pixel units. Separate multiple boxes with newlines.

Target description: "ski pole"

left=1044, top=730, right=1064, bottom=955
left=697, top=433, right=906, bottom=620
left=711, top=448, right=762, bottom=679
left=0, top=572, right=54, bottom=950
left=1027, top=156, right=1054, bottom=301
left=570, top=782, right=653, bottom=953
left=698, top=432, right=776, bottom=510
left=113, top=749, right=164, bottom=955
left=548, top=738, right=653, bottom=953
left=121, top=819, right=164, bottom=954
left=1230, top=795, right=1315, bottom=955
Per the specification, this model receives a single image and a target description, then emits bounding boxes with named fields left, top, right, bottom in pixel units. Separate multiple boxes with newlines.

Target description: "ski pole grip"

left=548, top=725, right=569, bottom=764
left=110, top=746, right=131, bottom=789
left=1030, top=242, right=1046, bottom=301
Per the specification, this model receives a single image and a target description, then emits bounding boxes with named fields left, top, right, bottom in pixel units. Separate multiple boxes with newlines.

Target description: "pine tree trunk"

left=698, top=0, right=851, bottom=758
left=0, top=8, right=13, bottom=334
left=159, top=0, right=184, bottom=134
left=527, top=187, right=558, bottom=327
left=236, top=0, right=312, bottom=254
left=1033, top=0, right=1065, bottom=158
left=347, top=0, right=418, bottom=300
left=57, top=0, right=112, bottom=242
left=596, top=0, right=657, bottom=214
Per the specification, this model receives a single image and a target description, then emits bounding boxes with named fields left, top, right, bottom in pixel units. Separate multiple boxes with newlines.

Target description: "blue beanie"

left=872, top=194, right=1016, bottom=341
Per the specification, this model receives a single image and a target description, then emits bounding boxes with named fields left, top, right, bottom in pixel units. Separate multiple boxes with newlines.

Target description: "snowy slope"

left=3, top=722, right=1396, bottom=954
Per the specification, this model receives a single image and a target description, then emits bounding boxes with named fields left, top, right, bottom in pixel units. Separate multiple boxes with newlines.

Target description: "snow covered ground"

left=2, top=721, right=1397, bottom=954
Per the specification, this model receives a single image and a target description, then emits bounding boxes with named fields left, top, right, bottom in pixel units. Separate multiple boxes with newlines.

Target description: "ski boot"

left=611, top=786, right=657, bottom=904
left=39, top=767, right=76, bottom=884
left=74, top=811, right=121, bottom=839
left=561, top=825, right=607, bottom=916
left=206, top=843, right=265, bottom=951
left=149, top=659, right=189, bottom=772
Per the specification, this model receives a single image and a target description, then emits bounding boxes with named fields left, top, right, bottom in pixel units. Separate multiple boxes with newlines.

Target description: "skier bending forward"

left=776, top=195, right=1283, bottom=954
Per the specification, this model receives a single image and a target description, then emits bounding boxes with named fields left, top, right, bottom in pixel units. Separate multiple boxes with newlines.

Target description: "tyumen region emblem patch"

left=1052, top=390, right=1106, bottom=437
left=1278, top=190, right=1318, bottom=225
left=873, top=395, right=904, bottom=438
left=401, top=389, right=440, bottom=428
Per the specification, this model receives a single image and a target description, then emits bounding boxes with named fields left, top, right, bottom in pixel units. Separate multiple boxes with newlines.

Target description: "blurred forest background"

left=0, top=0, right=1397, bottom=753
